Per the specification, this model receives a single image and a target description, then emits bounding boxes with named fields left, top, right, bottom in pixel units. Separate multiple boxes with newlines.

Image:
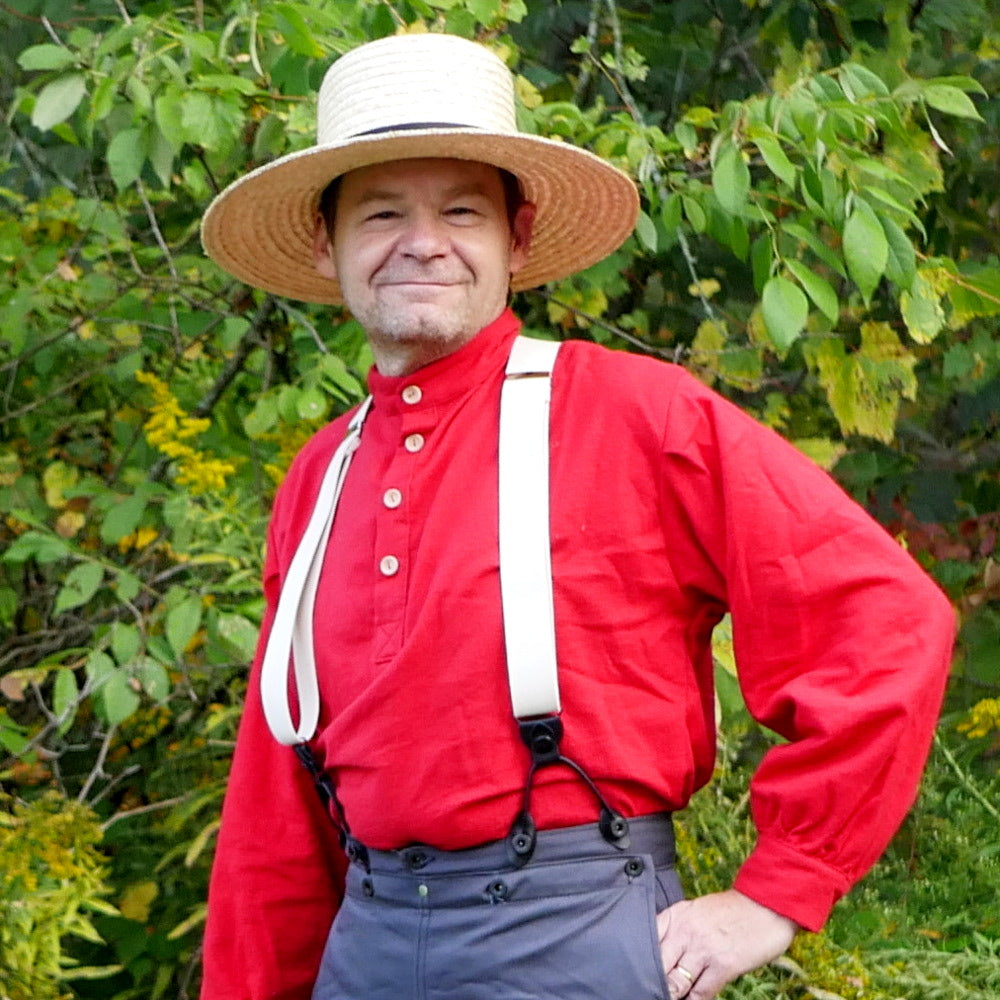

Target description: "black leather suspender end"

left=506, top=715, right=631, bottom=868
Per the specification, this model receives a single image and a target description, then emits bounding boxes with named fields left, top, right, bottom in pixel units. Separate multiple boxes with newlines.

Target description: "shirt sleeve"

left=657, top=370, right=955, bottom=931
left=200, top=494, right=348, bottom=1000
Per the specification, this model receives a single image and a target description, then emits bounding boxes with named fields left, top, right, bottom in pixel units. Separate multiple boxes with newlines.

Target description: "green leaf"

left=861, top=188, right=925, bottom=240
left=86, top=650, right=115, bottom=687
left=215, top=613, right=260, bottom=662
left=53, top=667, right=79, bottom=733
left=107, top=127, right=145, bottom=190
left=635, top=210, right=657, bottom=253
left=840, top=62, right=890, bottom=100
left=99, top=670, right=141, bottom=727
left=761, top=275, right=808, bottom=352
left=842, top=200, right=888, bottom=303
left=753, top=134, right=796, bottom=188
left=101, top=494, right=147, bottom=544
left=18, top=44, right=77, bottom=71
left=114, top=569, right=142, bottom=603
left=782, top=223, right=847, bottom=279
left=155, top=89, right=186, bottom=153
left=196, top=74, right=259, bottom=95
left=682, top=195, right=706, bottom=233
left=296, top=387, right=327, bottom=421
left=803, top=323, right=917, bottom=443
left=712, top=143, right=750, bottom=216
left=881, top=216, right=917, bottom=290
left=923, top=84, right=983, bottom=121
left=785, top=260, right=840, bottom=325
left=166, top=595, right=203, bottom=659
left=2, top=530, right=69, bottom=564
left=133, top=657, right=170, bottom=702
left=660, top=193, right=682, bottom=235
left=54, top=562, right=104, bottom=614
left=750, top=235, right=773, bottom=295
left=31, top=73, right=87, bottom=131
left=900, top=271, right=946, bottom=344
left=244, top=395, right=279, bottom=437
left=273, top=3, right=326, bottom=58
left=111, top=621, right=141, bottom=665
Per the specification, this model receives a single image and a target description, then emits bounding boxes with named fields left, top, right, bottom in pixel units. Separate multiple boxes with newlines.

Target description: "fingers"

left=655, top=890, right=799, bottom=1000
left=664, top=959, right=699, bottom=999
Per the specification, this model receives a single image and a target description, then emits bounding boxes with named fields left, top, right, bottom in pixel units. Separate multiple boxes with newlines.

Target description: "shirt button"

left=404, top=433, right=425, bottom=453
left=379, top=555, right=400, bottom=576
left=402, top=385, right=422, bottom=404
left=383, top=488, right=403, bottom=509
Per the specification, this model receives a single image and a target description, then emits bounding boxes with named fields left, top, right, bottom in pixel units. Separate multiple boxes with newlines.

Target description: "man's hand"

left=655, top=889, right=798, bottom=999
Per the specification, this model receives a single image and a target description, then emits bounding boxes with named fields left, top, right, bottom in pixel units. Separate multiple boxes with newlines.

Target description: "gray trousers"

left=312, top=814, right=681, bottom=1000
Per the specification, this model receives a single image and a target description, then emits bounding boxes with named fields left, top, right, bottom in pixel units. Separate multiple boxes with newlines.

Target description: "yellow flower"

left=136, top=372, right=237, bottom=496
left=957, top=697, right=1000, bottom=739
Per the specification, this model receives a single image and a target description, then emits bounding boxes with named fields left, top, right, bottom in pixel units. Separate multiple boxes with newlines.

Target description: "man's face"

left=313, top=158, right=533, bottom=368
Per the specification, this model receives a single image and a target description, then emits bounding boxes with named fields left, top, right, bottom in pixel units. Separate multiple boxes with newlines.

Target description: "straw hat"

left=201, top=32, right=639, bottom=304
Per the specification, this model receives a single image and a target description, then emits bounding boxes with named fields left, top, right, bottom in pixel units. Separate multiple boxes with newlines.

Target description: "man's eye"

left=365, top=209, right=399, bottom=221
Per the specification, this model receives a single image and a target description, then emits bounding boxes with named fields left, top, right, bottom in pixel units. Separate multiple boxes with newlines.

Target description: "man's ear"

left=311, top=214, right=338, bottom=280
left=508, top=201, right=536, bottom=277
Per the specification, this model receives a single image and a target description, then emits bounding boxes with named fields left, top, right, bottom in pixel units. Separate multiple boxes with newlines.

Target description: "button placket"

left=371, top=400, right=434, bottom=663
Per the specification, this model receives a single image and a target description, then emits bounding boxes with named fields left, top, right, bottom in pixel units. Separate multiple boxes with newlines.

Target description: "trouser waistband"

left=343, top=812, right=675, bottom=885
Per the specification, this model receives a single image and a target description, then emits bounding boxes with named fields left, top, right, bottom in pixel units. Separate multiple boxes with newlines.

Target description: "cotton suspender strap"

left=259, top=336, right=562, bottom=746
left=260, top=396, right=374, bottom=745
left=499, top=336, right=562, bottom=720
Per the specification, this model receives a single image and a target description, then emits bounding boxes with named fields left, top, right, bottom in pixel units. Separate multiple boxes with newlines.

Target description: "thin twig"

left=533, top=289, right=678, bottom=360
left=933, top=732, right=1000, bottom=822
left=90, top=763, right=143, bottom=807
left=40, top=15, right=62, bottom=44
left=0, top=371, right=92, bottom=425
left=101, top=791, right=187, bottom=830
left=76, top=724, right=118, bottom=803
left=137, top=179, right=180, bottom=348
left=572, top=0, right=603, bottom=104
left=193, top=295, right=277, bottom=417
left=112, top=0, right=132, bottom=26
left=599, top=0, right=717, bottom=323
left=276, top=301, right=329, bottom=355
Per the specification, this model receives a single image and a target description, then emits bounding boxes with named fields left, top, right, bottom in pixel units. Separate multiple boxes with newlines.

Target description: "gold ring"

left=676, top=964, right=695, bottom=982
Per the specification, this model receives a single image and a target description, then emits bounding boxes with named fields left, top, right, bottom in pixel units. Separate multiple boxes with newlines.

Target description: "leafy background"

left=1, top=0, right=998, bottom=997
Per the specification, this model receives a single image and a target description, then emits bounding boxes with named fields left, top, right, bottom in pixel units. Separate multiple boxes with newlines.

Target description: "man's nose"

left=398, top=212, right=449, bottom=259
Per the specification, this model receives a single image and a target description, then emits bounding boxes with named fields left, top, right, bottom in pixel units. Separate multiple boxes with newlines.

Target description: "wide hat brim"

left=201, top=128, right=640, bottom=305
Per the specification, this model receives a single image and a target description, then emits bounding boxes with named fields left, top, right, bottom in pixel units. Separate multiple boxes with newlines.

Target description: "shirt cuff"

left=733, top=835, right=854, bottom=932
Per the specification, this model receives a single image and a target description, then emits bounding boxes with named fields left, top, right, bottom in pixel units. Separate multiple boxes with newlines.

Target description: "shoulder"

left=267, top=407, right=358, bottom=553
left=551, top=338, right=730, bottom=434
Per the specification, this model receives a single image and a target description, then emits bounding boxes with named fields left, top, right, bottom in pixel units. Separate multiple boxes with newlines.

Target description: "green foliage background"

left=0, top=0, right=998, bottom=996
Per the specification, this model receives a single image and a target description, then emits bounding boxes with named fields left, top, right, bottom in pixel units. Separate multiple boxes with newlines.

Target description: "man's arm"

left=200, top=511, right=347, bottom=1000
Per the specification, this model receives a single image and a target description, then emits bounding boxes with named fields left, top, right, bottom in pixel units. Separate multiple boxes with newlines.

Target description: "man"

left=200, top=32, right=954, bottom=1000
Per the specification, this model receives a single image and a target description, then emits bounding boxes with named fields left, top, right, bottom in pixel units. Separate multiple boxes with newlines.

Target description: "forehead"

left=337, top=158, right=507, bottom=204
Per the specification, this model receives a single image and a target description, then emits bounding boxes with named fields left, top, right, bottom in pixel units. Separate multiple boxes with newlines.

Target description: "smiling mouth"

left=378, top=280, right=460, bottom=288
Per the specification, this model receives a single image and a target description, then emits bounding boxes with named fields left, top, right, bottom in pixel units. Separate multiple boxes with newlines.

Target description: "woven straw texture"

left=201, top=34, right=639, bottom=304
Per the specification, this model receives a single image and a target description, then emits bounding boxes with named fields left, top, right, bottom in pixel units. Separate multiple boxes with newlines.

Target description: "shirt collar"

left=366, top=309, right=522, bottom=411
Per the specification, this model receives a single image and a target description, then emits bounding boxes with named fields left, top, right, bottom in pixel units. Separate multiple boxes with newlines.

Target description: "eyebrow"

left=351, top=182, right=494, bottom=206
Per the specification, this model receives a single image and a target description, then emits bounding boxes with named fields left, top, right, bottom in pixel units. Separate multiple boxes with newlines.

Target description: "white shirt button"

left=404, top=433, right=425, bottom=453
left=383, top=488, right=402, bottom=509
left=379, top=555, right=400, bottom=576
left=402, top=385, right=422, bottom=404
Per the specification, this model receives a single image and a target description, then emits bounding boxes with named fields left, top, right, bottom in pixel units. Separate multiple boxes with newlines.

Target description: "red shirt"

left=201, top=310, right=953, bottom=1000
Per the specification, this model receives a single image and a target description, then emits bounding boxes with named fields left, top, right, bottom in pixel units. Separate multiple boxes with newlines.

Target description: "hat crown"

left=317, top=34, right=518, bottom=145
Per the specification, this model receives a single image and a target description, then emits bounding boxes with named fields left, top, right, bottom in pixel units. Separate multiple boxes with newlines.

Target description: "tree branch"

left=193, top=294, right=276, bottom=418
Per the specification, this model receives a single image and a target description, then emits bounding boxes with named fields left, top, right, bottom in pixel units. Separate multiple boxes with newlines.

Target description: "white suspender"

left=260, top=396, right=374, bottom=745
left=499, top=336, right=561, bottom=719
left=259, top=336, right=562, bottom=746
